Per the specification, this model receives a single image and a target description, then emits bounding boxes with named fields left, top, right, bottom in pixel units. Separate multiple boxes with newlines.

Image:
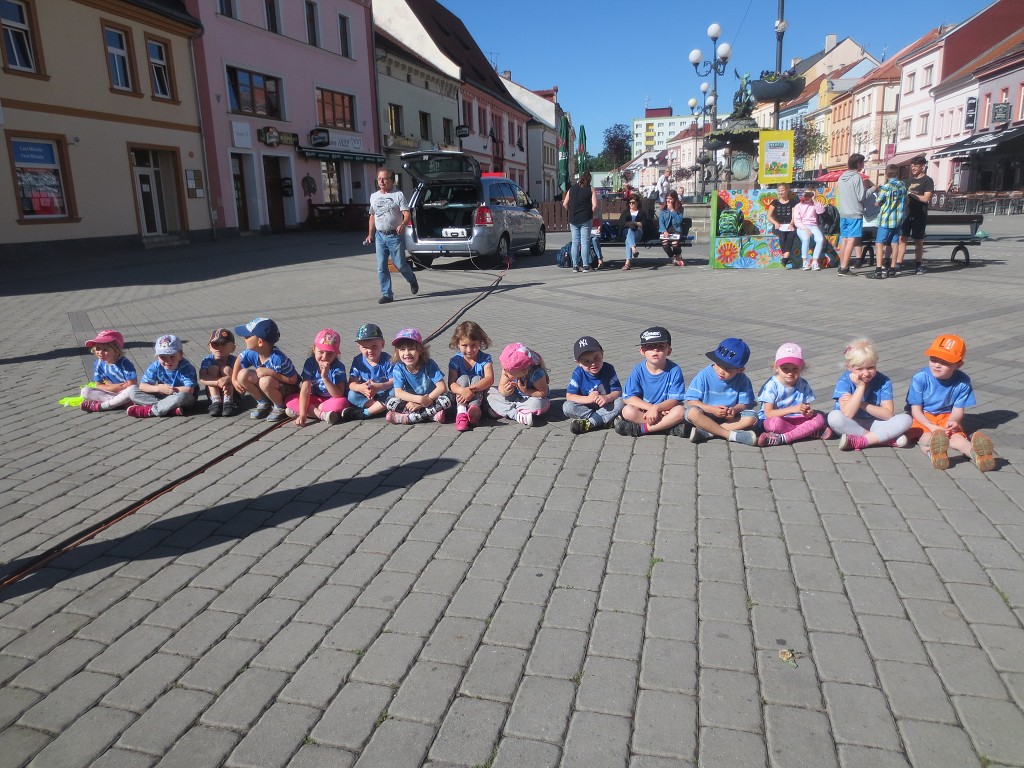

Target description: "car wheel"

left=530, top=227, right=546, bottom=256
left=494, top=235, right=511, bottom=268
left=410, top=254, right=434, bottom=269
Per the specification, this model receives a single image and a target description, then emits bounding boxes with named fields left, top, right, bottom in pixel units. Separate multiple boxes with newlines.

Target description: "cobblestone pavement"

left=1, top=217, right=1023, bottom=768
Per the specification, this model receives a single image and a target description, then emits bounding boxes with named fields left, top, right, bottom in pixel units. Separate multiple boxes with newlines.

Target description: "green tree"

left=601, top=123, right=631, bottom=168
left=793, top=122, right=829, bottom=167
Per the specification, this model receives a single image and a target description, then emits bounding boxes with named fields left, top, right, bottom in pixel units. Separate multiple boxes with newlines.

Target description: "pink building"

left=185, top=0, right=379, bottom=234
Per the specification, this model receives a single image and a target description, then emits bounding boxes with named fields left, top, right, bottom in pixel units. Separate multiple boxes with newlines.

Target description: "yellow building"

left=1, top=0, right=211, bottom=252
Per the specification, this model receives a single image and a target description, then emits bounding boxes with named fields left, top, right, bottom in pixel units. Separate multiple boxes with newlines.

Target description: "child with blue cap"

left=684, top=337, right=758, bottom=444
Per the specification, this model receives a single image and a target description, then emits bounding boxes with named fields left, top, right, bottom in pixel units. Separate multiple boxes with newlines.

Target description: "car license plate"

left=442, top=228, right=467, bottom=238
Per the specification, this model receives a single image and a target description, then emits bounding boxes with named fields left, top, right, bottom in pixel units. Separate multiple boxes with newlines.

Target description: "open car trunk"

left=411, top=183, right=479, bottom=240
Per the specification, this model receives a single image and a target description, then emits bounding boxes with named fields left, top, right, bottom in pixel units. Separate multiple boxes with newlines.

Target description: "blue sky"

left=438, top=0, right=995, bottom=150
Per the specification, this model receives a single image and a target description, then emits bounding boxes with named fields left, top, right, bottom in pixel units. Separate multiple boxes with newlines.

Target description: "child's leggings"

left=797, top=226, right=824, bottom=261
left=826, top=411, right=912, bottom=443
left=763, top=412, right=827, bottom=441
left=486, top=389, right=550, bottom=420
left=81, top=384, right=138, bottom=410
left=284, top=393, right=350, bottom=415
left=562, top=397, right=625, bottom=426
left=130, top=389, right=196, bottom=416
left=455, top=375, right=484, bottom=414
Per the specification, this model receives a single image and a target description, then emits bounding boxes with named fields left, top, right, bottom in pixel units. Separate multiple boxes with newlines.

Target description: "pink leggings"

left=285, top=394, right=350, bottom=414
left=763, top=412, right=826, bottom=442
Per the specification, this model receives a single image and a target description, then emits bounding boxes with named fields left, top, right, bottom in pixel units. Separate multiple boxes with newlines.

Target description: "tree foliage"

left=793, top=122, right=829, bottom=163
left=601, top=123, right=631, bottom=168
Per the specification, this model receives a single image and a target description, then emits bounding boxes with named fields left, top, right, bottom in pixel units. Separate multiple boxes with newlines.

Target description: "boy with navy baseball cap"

left=615, top=326, right=688, bottom=437
left=563, top=335, right=624, bottom=434
left=683, top=337, right=758, bottom=444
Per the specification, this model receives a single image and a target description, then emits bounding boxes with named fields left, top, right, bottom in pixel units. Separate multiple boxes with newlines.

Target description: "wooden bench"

left=862, top=213, right=983, bottom=265
left=598, top=216, right=695, bottom=249
left=308, top=203, right=346, bottom=227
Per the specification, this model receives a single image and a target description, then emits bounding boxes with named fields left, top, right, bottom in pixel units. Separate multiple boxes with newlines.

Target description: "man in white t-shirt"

left=657, top=169, right=671, bottom=206
left=364, top=168, right=419, bottom=304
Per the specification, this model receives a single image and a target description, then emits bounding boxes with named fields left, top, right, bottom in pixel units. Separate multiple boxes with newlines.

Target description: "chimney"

left=502, top=70, right=512, bottom=80
left=825, top=34, right=837, bottom=52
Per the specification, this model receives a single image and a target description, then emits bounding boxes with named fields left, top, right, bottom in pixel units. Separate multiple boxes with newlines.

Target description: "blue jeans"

left=624, top=226, right=639, bottom=255
left=569, top=223, right=592, bottom=268
left=590, top=234, right=603, bottom=265
left=376, top=231, right=416, bottom=298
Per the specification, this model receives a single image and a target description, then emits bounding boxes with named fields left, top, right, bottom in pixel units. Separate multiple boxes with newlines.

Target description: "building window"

left=419, top=111, right=430, bottom=140
left=922, top=65, right=933, bottom=87
left=9, top=136, right=73, bottom=220
left=478, top=106, right=486, bottom=135
left=317, top=87, right=354, bottom=130
left=1018, top=84, right=1024, bottom=121
left=104, top=24, right=137, bottom=92
left=305, top=2, right=318, bottom=46
left=217, top=0, right=235, bottom=17
left=388, top=103, right=403, bottom=135
left=899, top=118, right=911, bottom=140
left=905, top=72, right=915, bottom=93
left=146, top=37, right=174, bottom=100
left=508, top=119, right=514, bottom=144
left=265, top=0, right=280, bottom=34
left=2, top=0, right=41, bottom=73
left=981, top=93, right=991, bottom=128
left=917, top=114, right=928, bottom=135
left=443, top=118, right=453, bottom=145
left=463, top=101, right=473, bottom=132
left=337, top=15, right=350, bottom=57
left=227, top=66, right=281, bottom=119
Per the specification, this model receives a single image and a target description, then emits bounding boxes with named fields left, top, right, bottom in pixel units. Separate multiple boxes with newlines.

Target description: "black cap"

left=639, top=326, right=671, bottom=345
left=573, top=336, right=602, bottom=360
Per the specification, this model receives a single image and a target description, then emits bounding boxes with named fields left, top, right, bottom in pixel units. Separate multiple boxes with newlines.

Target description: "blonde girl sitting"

left=827, top=339, right=912, bottom=450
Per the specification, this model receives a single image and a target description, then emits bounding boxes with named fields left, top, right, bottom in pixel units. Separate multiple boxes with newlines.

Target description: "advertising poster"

left=759, top=130, right=794, bottom=184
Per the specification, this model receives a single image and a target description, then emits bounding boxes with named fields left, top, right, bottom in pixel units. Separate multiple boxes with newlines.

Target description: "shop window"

left=2, top=0, right=43, bottom=75
left=104, top=22, right=138, bottom=94
left=317, top=87, right=354, bottom=131
left=227, top=66, right=281, bottom=119
left=146, top=36, right=175, bottom=100
left=9, top=136, right=75, bottom=221
left=305, top=2, right=318, bottom=47
left=337, top=14, right=350, bottom=58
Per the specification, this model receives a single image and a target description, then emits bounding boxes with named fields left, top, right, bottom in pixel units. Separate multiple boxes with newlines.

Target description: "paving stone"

left=420, top=616, right=486, bottom=667
left=226, top=701, right=321, bottom=768
left=699, top=668, right=762, bottom=733
left=639, top=638, right=697, bottom=695
left=352, top=717, right=436, bottom=768
left=631, top=689, right=697, bottom=759
left=790, top=555, right=844, bottom=593
left=926, top=642, right=1009, bottom=699
left=843, top=576, right=904, bottom=617
left=492, top=736, right=561, bottom=768
left=646, top=596, right=697, bottom=642
left=152, top=724, right=240, bottom=768
left=0, top=723, right=49, bottom=767
left=310, top=682, right=395, bottom=751
left=898, top=719, right=980, bottom=768
left=17, top=670, right=119, bottom=733
left=525, top=626, right=588, bottom=679
left=876, top=660, right=957, bottom=723
left=948, top=582, right=1020, bottom=626
left=823, top=682, right=901, bottom=750
left=697, top=546, right=745, bottom=584
left=800, top=591, right=858, bottom=634
left=287, top=744, right=356, bottom=768
left=835, top=744, right=910, bottom=768
left=542, top=587, right=598, bottom=633
left=429, top=697, right=507, bottom=764
left=101, top=652, right=193, bottom=713
left=698, top=581, right=749, bottom=624
left=279, top=648, right=360, bottom=708
left=482, top=600, right=543, bottom=649
left=89, top=747, right=157, bottom=768
left=810, top=632, right=877, bottom=686
left=699, top=727, right=767, bottom=767
left=590, top=610, right=645, bottom=660
left=11, top=638, right=105, bottom=693
left=160, top=610, right=241, bottom=658
left=350, top=632, right=425, bottom=686
left=764, top=705, right=838, bottom=768
left=29, top=705, right=137, bottom=768
left=576, top=656, right=639, bottom=717
left=750, top=605, right=807, bottom=652
left=117, top=688, right=215, bottom=755
left=199, top=667, right=289, bottom=731
left=953, top=695, right=1024, bottom=765
left=177, top=637, right=262, bottom=695
left=755, top=648, right=822, bottom=710
left=561, top=711, right=632, bottom=768
left=903, top=598, right=975, bottom=645
left=975, top=623, right=1024, bottom=672
left=87, top=624, right=174, bottom=676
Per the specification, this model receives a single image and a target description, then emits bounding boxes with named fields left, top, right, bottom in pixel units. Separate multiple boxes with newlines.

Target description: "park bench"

left=862, top=213, right=984, bottom=265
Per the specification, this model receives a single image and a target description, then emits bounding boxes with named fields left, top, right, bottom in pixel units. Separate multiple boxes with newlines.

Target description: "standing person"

left=836, top=154, right=874, bottom=276
left=767, top=184, right=798, bottom=269
left=657, top=168, right=672, bottom=206
left=562, top=172, right=598, bottom=272
left=865, top=165, right=907, bottom=280
left=364, top=167, right=419, bottom=304
left=894, top=155, right=934, bottom=275
left=794, top=190, right=826, bottom=271
left=659, top=191, right=686, bottom=267
left=618, top=195, right=652, bottom=270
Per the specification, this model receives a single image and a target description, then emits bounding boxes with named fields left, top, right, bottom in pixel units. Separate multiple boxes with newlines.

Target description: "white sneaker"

left=802, top=262, right=812, bottom=271
left=514, top=411, right=534, bottom=427
left=811, top=260, right=821, bottom=271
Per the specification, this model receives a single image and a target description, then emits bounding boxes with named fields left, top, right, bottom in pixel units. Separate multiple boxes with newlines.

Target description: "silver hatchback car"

left=401, top=151, right=546, bottom=268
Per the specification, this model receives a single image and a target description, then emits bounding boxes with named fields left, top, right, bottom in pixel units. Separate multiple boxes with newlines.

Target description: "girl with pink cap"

left=487, top=343, right=550, bottom=427
left=756, top=343, right=830, bottom=446
left=79, top=329, right=139, bottom=412
left=285, top=329, right=354, bottom=426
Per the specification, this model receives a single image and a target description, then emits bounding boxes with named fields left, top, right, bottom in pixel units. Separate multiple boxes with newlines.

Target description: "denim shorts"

left=839, top=217, right=863, bottom=239
left=875, top=226, right=900, bottom=244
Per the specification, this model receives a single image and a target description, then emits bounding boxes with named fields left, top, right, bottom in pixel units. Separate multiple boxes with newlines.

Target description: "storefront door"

left=231, top=154, right=250, bottom=231
left=263, top=156, right=286, bottom=233
left=133, top=166, right=165, bottom=235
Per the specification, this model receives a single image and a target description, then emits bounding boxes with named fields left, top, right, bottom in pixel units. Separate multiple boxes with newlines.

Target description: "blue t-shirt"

left=349, top=353, right=393, bottom=384
left=832, top=371, right=895, bottom=421
left=449, top=352, right=493, bottom=379
left=905, top=367, right=976, bottom=415
left=392, top=359, right=445, bottom=396
left=93, top=357, right=137, bottom=385
left=237, top=347, right=297, bottom=379
left=300, top=357, right=347, bottom=397
left=199, top=353, right=236, bottom=374
left=624, top=360, right=686, bottom=403
left=567, top=362, right=622, bottom=397
left=757, top=376, right=816, bottom=419
left=141, top=358, right=198, bottom=392
left=685, top=365, right=755, bottom=408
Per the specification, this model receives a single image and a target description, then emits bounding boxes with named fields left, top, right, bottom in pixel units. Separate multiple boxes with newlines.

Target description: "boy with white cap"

left=127, top=334, right=198, bottom=418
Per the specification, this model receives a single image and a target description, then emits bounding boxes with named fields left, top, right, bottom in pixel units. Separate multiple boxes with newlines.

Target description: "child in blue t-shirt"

left=347, top=323, right=393, bottom=420
left=285, top=328, right=353, bottom=427
left=127, top=334, right=197, bottom=418
left=386, top=328, right=453, bottom=424
left=447, top=320, right=494, bottom=433
left=756, top=342, right=830, bottom=445
left=231, top=317, right=299, bottom=423
left=905, top=333, right=995, bottom=472
left=487, top=342, right=550, bottom=427
left=199, top=327, right=238, bottom=417
left=615, top=326, right=687, bottom=437
left=828, top=339, right=912, bottom=451
left=684, top=337, right=757, bottom=445
left=79, top=329, right=138, bottom=413
left=563, top=335, right=623, bottom=434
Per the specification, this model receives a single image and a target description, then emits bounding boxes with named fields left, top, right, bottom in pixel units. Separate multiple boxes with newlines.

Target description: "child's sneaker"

left=172, top=407, right=185, bottom=417
left=570, top=418, right=593, bottom=434
left=614, top=418, right=643, bottom=437
left=879, top=435, right=909, bottom=448
left=250, top=400, right=273, bottom=419
left=928, top=430, right=950, bottom=470
left=514, top=410, right=533, bottom=427
left=455, top=413, right=471, bottom=432
left=433, top=410, right=446, bottom=424
left=670, top=423, right=691, bottom=438
left=689, top=428, right=712, bottom=444
left=757, top=432, right=786, bottom=447
left=81, top=400, right=103, bottom=413
left=265, top=407, right=288, bottom=423
left=285, top=407, right=299, bottom=418
left=838, top=434, right=869, bottom=451
left=731, top=430, right=757, bottom=445
left=467, top=403, right=482, bottom=425
left=207, top=400, right=223, bottom=417
left=971, top=431, right=996, bottom=472
left=126, top=405, right=152, bottom=418
left=820, top=427, right=833, bottom=440
left=339, top=407, right=360, bottom=422
left=386, top=411, right=411, bottom=425
left=221, top=401, right=239, bottom=417
left=320, top=410, right=340, bottom=425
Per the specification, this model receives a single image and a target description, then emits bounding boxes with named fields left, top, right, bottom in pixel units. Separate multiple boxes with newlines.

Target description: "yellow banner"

left=759, top=130, right=794, bottom=184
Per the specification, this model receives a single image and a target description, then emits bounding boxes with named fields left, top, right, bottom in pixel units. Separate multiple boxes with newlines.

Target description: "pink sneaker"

left=514, top=411, right=534, bottom=427
left=838, top=434, right=869, bottom=451
left=455, top=413, right=470, bottom=432
left=386, top=411, right=410, bottom=425
left=433, top=410, right=446, bottom=424
left=80, top=400, right=102, bottom=412
left=467, top=403, right=482, bottom=425
left=126, top=405, right=152, bottom=418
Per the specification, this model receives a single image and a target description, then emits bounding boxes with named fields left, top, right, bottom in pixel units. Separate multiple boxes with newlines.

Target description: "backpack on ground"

left=718, top=207, right=743, bottom=237
left=818, top=204, right=839, bottom=236
left=555, top=242, right=572, bottom=268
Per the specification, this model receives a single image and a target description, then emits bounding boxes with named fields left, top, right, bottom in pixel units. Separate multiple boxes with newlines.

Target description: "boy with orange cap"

left=905, top=333, right=995, bottom=471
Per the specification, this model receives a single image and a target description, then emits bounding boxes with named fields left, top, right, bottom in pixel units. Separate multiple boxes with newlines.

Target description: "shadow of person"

left=970, top=409, right=1018, bottom=430
left=0, top=457, right=458, bottom=601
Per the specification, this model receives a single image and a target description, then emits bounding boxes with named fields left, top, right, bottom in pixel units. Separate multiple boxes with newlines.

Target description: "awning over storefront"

left=884, top=150, right=924, bottom=166
left=932, top=126, right=1024, bottom=159
left=297, top=147, right=385, bottom=164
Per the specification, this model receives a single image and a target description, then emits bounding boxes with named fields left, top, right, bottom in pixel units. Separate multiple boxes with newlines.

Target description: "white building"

left=500, top=75, right=563, bottom=201
left=632, top=109, right=695, bottom=158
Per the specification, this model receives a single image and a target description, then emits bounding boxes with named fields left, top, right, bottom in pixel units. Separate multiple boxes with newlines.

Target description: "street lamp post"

left=688, top=83, right=714, bottom=199
left=688, top=24, right=731, bottom=132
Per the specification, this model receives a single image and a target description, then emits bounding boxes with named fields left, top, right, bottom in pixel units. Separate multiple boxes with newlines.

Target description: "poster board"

left=758, top=130, right=794, bottom=184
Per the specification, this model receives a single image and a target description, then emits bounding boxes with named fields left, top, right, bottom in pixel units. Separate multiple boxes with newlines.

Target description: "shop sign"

left=992, top=102, right=1012, bottom=124
left=309, top=129, right=330, bottom=147
left=965, top=97, right=977, bottom=131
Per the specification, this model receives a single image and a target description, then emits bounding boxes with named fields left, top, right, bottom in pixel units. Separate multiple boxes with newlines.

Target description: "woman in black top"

left=562, top=172, right=599, bottom=272
left=618, top=196, right=652, bottom=270
left=768, top=183, right=797, bottom=268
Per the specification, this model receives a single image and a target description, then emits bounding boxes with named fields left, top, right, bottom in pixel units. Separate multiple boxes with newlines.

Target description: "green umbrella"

left=576, top=125, right=587, bottom=175
left=557, top=115, right=570, bottom=194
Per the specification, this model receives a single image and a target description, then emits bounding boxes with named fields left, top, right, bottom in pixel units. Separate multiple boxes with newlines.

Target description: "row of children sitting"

left=78, top=319, right=996, bottom=472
